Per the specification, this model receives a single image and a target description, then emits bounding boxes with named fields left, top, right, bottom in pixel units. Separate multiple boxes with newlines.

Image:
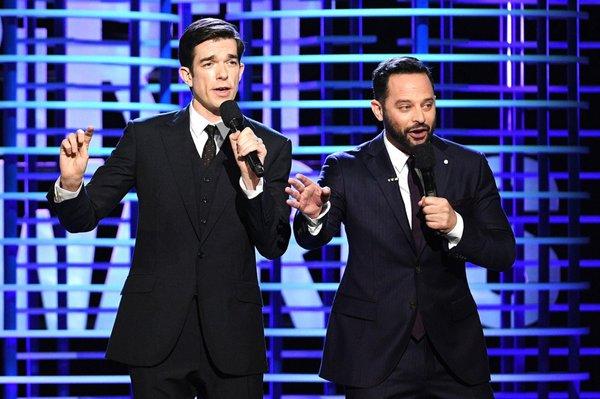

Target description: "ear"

left=238, top=62, right=245, bottom=82
left=370, top=99, right=383, bottom=121
left=179, top=67, right=193, bottom=87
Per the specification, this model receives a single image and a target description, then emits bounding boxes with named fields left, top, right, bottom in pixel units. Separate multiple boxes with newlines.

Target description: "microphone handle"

left=246, top=151, right=265, bottom=177
left=419, top=169, right=437, bottom=197
left=231, top=121, right=265, bottom=178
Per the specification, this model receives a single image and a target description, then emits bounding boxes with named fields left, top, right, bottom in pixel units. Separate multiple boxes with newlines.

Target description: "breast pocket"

left=121, top=274, right=156, bottom=295
left=332, top=293, right=377, bottom=321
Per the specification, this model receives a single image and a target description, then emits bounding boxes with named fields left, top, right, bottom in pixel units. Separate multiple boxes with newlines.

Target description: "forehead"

left=192, top=38, right=238, bottom=61
left=385, top=73, right=434, bottom=101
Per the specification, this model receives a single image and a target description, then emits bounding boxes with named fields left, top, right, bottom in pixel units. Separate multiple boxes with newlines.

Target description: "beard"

left=383, top=111, right=434, bottom=155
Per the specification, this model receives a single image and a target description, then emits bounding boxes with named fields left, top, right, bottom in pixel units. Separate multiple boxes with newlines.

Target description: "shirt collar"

left=383, top=131, right=410, bottom=172
left=189, top=101, right=230, bottom=141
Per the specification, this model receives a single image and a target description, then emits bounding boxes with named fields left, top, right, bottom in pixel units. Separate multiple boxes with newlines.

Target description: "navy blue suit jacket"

left=294, top=133, right=515, bottom=387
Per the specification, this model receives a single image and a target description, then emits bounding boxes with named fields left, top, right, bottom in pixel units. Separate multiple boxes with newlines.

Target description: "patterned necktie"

left=202, top=125, right=218, bottom=167
left=407, top=157, right=426, bottom=341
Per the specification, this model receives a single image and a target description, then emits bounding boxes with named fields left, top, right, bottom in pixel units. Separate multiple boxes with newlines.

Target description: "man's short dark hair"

left=372, top=57, right=435, bottom=102
left=178, top=18, right=245, bottom=70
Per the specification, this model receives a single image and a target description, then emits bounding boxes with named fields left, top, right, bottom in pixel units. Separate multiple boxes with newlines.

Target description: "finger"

left=61, top=138, right=73, bottom=156
left=238, top=127, right=255, bottom=139
left=237, top=142, right=259, bottom=157
left=67, top=133, right=79, bottom=155
left=295, top=174, right=316, bottom=188
left=285, top=187, right=301, bottom=201
left=288, top=178, right=306, bottom=192
left=286, top=198, right=302, bottom=210
left=76, top=130, right=86, bottom=146
left=321, top=186, right=331, bottom=198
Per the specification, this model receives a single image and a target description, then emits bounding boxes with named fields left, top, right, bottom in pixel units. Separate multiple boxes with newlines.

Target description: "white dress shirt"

left=54, top=102, right=263, bottom=202
left=305, top=134, right=463, bottom=249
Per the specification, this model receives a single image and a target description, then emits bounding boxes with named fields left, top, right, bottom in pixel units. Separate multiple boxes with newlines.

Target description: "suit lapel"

left=362, top=133, right=416, bottom=253
left=430, top=135, right=450, bottom=199
left=161, top=106, right=201, bottom=241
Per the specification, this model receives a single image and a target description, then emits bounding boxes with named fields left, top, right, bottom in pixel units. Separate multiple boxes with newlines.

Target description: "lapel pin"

left=387, top=177, right=399, bottom=182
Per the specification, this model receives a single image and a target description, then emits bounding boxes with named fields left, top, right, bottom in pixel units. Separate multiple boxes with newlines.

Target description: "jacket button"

left=201, top=197, right=208, bottom=204
left=197, top=251, right=204, bottom=258
left=409, top=301, right=417, bottom=310
left=415, top=264, right=421, bottom=274
left=200, top=219, right=207, bottom=224
left=203, top=177, right=211, bottom=183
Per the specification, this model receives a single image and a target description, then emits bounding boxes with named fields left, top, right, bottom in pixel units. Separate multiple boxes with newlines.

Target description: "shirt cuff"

left=53, top=177, right=82, bottom=203
left=239, top=177, right=264, bottom=199
left=304, top=201, right=331, bottom=236
left=445, top=212, right=464, bottom=249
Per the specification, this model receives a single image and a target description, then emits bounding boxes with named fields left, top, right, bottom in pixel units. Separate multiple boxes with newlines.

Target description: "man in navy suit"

left=287, top=57, right=515, bottom=398
left=48, top=18, right=291, bottom=398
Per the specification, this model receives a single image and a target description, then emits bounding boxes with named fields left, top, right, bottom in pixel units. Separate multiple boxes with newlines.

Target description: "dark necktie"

left=407, top=157, right=426, bottom=341
left=202, top=125, right=218, bottom=167
left=407, top=157, right=425, bottom=252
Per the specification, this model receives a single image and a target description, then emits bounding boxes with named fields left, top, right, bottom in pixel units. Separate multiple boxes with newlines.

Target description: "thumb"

left=80, top=126, right=94, bottom=158
left=83, top=126, right=94, bottom=144
left=229, top=131, right=240, bottom=142
left=321, top=186, right=331, bottom=202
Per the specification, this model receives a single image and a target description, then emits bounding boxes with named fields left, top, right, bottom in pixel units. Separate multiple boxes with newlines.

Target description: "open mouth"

left=408, top=127, right=429, bottom=141
left=213, top=87, right=231, bottom=96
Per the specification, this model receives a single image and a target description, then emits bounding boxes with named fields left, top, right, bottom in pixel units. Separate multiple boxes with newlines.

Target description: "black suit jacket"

left=47, top=106, right=292, bottom=375
left=294, top=133, right=515, bottom=387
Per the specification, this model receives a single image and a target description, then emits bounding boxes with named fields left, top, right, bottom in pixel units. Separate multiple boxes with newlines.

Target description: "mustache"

left=406, top=123, right=431, bottom=133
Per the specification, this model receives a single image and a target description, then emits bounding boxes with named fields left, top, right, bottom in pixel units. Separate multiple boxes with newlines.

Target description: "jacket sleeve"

left=449, top=153, right=516, bottom=272
left=293, top=154, right=346, bottom=250
left=242, top=137, right=292, bottom=259
left=47, top=121, right=137, bottom=232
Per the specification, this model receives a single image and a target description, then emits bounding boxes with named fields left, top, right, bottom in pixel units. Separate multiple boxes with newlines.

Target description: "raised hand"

left=285, top=174, right=331, bottom=219
left=59, top=126, right=94, bottom=191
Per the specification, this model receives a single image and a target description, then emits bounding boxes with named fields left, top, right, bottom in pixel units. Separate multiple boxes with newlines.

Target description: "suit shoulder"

left=435, top=136, right=484, bottom=163
left=325, top=140, right=368, bottom=165
left=246, top=117, right=289, bottom=144
left=130, top=110, right=179, bottom=127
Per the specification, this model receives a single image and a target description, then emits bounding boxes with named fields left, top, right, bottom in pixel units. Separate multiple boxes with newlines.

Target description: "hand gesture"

left=59, top=126, right=94, bottom=191
left=285, top=174, right=331, bottom=219
left=229, top=127, right=266, bottom=189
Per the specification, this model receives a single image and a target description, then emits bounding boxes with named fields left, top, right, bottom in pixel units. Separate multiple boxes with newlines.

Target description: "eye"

left=398, top=105, right=411, bottom=112
left=201, top=61, right=213, bottom=68
left=422, top=102, right=433, bottom=110
left=227, top=59, right=239, bottom=66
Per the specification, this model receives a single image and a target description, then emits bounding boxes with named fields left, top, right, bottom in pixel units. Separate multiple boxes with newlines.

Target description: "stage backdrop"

left=1, top=0, right=598, bottom=398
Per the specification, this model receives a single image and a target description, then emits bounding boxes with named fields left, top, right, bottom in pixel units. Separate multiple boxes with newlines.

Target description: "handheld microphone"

left=412, top=142, right=437, bottom=197
left=220, top=100, right=265, bottom=177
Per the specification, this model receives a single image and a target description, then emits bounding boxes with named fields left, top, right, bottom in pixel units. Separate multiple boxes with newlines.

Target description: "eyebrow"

left=198, top=54, right=239, bottom=64
left=394, top=97, right=435, bottom=105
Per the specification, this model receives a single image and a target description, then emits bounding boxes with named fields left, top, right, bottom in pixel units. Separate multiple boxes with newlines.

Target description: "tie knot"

left=205, top=125, right=218, bottom=139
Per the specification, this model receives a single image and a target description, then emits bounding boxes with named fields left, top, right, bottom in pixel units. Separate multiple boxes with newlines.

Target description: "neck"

left=192, top=98, right=221, bottom=123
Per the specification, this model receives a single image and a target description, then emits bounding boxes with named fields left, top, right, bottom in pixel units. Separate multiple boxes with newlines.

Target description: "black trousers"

left=345, top=336, right=494, bottom=399
left=128, top=298, right=262, bottom=399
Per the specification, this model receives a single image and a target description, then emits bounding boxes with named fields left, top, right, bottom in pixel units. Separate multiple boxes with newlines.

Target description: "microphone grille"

left=413, top=142, right=436, bottom=170
left=219, top=100, right=243, bottom=129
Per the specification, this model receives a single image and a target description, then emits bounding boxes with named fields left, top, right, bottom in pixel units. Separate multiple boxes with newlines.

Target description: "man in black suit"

left=286, top=57, right=515, bottom=398
left=47, top=18, right=291, bottom=398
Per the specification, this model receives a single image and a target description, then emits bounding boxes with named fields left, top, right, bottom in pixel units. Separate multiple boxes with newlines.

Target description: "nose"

left=216, top=62, right=228, bottom=80
left=412, top=107, right=426, bottom=124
